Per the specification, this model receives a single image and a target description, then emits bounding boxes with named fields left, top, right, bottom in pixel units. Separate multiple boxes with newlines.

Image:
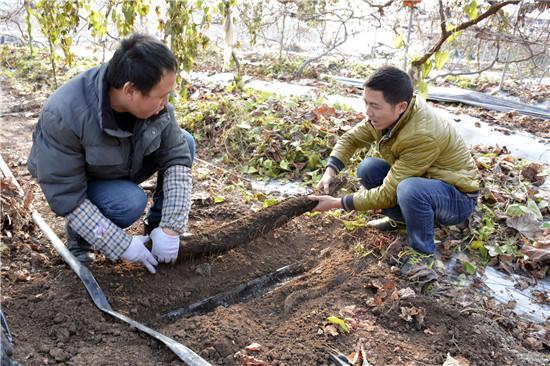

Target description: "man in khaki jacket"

left=310, top=66, right=479, bottom=261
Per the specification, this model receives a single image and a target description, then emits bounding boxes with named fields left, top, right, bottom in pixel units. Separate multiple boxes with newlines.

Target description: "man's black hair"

left=363, top=66, right=413, bottom=105
left=106, top=33, right=177, bottom=95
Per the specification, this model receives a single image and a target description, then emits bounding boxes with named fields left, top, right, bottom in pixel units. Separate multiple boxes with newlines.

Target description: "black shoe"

left=143, top=218, right=159, bottom=236
left=367, top=217, right=406, bottom=232
left=67, top=244, right=96, bottom=265
left=65, top=222, right=95, bottom=265
left=398, top=248, right=438, bottom=284
left=383, top=236, right=408, bottom=264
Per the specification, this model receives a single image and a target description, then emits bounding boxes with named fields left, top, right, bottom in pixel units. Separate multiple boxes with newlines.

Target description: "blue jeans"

left=85, top=129, right=195, bottom=230
left=357, top=157, right=476, bottom=254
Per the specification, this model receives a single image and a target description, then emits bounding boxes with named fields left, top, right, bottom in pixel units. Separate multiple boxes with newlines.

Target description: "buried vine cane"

left=175, top=178, right=346, bottom=262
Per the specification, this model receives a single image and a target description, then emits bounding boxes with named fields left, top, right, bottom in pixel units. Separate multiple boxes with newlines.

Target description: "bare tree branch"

left=0, top=2, right=24, bottom=22
left=428, top=42, right=500, bottom=82
left=359, top=0, right=396, bottom=16
left=437, top=0, right=446, bottom=34
left=411, top=0, right=520, bottom=67
left=293, top=9, right=362, bottom=79
left=472, top=27, right=548, bottom=46
left=499, top=48, right=546, bottom=64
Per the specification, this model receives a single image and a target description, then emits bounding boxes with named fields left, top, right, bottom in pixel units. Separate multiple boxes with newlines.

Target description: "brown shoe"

left=383, top=236, right=408, bottom=263
left=367, top=217, right=406, bottom=232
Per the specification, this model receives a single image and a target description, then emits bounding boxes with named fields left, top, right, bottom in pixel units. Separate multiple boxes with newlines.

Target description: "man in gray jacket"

left=28, top=33, right=194, bottom=273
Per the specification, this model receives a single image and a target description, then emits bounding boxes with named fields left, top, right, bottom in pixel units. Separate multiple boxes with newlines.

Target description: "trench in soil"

left=160, top=261, right=309, bottom=322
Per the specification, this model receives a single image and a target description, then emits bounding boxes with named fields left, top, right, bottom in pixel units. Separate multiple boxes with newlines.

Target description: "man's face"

left=126, top=71, right=176, bottom=119
left=363, top=88, right=408, bottom=130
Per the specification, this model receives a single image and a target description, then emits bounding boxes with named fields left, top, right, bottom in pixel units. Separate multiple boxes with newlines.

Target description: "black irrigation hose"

left=161, top=261, right=308, bottom=322
left=0, top=155, right=211, bottom=366
left=324, top=74, right=550, bottom=120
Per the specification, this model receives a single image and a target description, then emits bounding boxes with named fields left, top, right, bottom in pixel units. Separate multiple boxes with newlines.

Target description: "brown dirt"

left=1, top=80, right=548, bottom=366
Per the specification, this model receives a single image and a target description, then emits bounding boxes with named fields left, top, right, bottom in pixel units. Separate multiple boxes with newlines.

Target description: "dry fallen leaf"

left=505, top=300, right=517, bottom=309
left=531, top=290, right=549, bottom=304
left=16, top=269, right=31, bottom=282
left=520, top=163, right=545, bottom=186
left=236, top=353, right=268, bottom=366
left=312, top=104, right=336, bottom=120
left=523, top=336, right=544, bottom=351
left=22, top=188, right=33, bottom=209
left=443, top=353, right=470, bottom=366
left=400, top=306, right=426, bottom=330
left=339, top=305, right=357, bottom=318
left=506, top=213, right=541, bottom=240
left=398, top=287, right=416, bottom=299
left=244, top=343, right=262, bottom=352
left=360, top=319, right=375, bottom=332
left=521, top=245, right=550, bottom=265
left=373, top=280, right=397, bottom=306
left=323, top=324, right=339, bottom=337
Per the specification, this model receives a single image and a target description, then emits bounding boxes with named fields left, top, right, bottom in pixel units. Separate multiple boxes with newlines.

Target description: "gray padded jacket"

left=28, top=64, right=192, bottom=216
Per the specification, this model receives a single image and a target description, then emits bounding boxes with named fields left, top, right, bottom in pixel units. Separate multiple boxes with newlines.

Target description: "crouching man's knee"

left=180, top=129, right=195, bottom=163
left=396, top=177, right=427, bottom=205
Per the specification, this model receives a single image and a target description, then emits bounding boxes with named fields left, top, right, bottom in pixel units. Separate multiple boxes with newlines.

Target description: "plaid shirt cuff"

left=160, top=165, right=192, bottom=234
left=66, top=199, right=131, bottom=260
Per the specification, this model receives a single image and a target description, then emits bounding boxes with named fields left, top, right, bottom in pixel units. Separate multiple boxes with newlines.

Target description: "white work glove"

left=121, top=235, right=158, bottom=274
left=150, top=227, right=180, bottom=264
left=316, top=167, right=336, bottom=194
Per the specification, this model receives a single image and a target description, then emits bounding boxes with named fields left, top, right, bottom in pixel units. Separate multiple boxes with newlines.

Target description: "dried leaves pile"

left=461, top=146, right=550, bottom=278
left=1, top=177, right=34, bottom=241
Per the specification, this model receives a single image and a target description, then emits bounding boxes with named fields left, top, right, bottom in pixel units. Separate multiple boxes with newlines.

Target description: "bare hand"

left=308, top=195, right=342, bottom=212
left=316, top=167, right=336, bottom=194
